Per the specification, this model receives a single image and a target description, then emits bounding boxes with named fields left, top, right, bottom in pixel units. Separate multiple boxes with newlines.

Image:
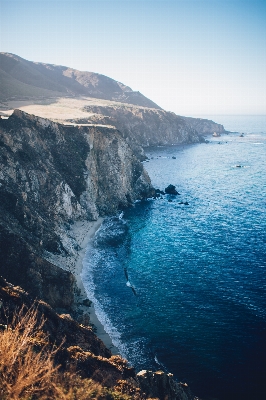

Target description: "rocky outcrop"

left=0, top=109, right=154, bottom=308
left=137, top=370, right=196, bottom=400
left=165, top=184, right=180, bottom=195
left=182, top=116, right=226, bottom=136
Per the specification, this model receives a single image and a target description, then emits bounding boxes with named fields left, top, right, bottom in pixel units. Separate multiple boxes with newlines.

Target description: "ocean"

left=81, top=115, right=266, bottom=400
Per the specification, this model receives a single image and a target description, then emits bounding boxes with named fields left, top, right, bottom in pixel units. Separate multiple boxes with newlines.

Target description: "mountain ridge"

left=0, top=52, right=161, bottom=109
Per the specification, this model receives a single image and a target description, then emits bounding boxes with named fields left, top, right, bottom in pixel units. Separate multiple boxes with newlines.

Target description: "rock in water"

left=165, top=184, right=180, bottom=195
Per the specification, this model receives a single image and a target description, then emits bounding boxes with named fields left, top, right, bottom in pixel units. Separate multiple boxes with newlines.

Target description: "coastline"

left=71, top=218, right=120, bottom=355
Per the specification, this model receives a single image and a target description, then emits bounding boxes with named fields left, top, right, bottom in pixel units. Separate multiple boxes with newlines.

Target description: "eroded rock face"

left=0, top=110, right=154, bottom=308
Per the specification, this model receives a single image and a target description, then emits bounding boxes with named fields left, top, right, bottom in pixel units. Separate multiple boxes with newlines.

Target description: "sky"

left=0, top=0, right=266, bottom=116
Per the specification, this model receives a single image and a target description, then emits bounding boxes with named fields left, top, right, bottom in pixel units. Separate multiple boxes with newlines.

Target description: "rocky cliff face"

left=0, top=109, right=154, bottom=308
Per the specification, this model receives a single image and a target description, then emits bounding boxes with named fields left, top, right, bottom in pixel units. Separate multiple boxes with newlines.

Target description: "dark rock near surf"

left=154, top=188, right=165, bottom=198
left=165, top=184, right=180, bottom=195
left=156, top=189, right=165, bottom=195
left=82, top=298, right=92, bottom=307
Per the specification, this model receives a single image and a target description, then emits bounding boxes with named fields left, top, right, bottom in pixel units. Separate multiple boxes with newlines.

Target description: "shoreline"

left=71, top=218, right=120, bottom=355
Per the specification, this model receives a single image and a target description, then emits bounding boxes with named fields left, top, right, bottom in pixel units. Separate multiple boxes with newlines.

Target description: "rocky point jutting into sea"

left=0, top=52, right=228, bottom=399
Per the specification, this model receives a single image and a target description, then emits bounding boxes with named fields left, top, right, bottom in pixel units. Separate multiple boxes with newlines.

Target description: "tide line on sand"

left=71, top=218, right=120, bottom=355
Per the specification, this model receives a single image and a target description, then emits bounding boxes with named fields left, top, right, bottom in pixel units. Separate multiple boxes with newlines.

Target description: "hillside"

left=0, top=53, right=161, bottom=109
left=0, top=53, right=227, bottom=158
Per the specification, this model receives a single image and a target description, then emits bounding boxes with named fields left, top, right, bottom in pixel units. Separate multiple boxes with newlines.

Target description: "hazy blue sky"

left=1, top=0, right=266, bottom=116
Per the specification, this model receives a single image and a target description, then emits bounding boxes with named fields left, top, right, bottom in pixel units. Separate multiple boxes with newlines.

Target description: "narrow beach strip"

left=72, top=218, right=120, bottom=355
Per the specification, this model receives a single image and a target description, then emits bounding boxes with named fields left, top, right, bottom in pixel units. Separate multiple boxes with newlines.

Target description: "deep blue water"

left=82, top=116, right=266, bottom=400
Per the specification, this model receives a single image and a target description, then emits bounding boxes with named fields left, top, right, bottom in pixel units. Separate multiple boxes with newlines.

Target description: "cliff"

left=78, top=104, right=206, bottom=147
left=0, top=109, right=154, bottom=309
left=66, top=103, right=226, bottom=160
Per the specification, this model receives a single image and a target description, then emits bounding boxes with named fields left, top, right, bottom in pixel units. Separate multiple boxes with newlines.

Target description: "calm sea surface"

left=82, top=115, right=266, bottom=400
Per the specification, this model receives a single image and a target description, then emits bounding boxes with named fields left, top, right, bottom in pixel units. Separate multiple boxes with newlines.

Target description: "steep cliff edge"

left=0, top=109, right=154, bottom=309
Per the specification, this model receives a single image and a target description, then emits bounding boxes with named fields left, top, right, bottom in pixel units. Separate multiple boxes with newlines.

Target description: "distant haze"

left=1, top=0, right=266, bottom=116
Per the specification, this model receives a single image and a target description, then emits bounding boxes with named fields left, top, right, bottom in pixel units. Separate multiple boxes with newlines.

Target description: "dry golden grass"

left=0, top=305, right=59, bottom=399
left=0, top=304, right=131, bottom=400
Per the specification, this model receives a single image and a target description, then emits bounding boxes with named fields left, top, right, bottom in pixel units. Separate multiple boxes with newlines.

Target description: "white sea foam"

left=154, top=355, right=160, bottom=365
left=81, top=245, right=128, bottom=358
